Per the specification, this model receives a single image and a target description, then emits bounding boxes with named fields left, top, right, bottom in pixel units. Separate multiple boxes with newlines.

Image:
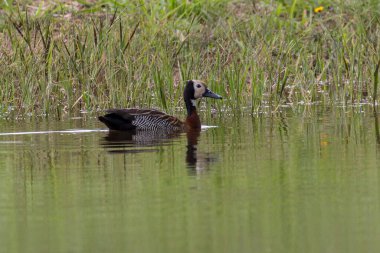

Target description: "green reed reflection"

left=1, top=109, right=380, bottom=253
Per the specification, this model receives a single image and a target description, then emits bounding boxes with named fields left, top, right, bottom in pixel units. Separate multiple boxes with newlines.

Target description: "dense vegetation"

left=0, top=0, right=379, bottom=118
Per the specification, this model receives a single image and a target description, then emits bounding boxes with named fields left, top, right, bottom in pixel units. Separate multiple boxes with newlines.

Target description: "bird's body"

left=98, top=80, right=222, bottom=131
left=98, top=108, right=184, bottom=131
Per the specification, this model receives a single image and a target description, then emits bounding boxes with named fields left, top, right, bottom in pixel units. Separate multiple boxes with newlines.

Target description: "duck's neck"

left=185, top=98, right=201, bottom=129
left=185, top=98, right=197, bottom=116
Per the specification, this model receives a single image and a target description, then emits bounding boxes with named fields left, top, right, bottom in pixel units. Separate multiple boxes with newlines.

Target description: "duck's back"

left=98, top=108, right=184, bottom=131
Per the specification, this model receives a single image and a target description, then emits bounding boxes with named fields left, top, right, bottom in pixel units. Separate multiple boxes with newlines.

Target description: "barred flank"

left=133, top=115, right=182, bottom=130
left=115, top=108, right=184, bottom=130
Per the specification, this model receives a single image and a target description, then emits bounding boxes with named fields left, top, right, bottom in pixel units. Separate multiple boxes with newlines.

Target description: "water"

left=1, top=108, right=380, bottom=253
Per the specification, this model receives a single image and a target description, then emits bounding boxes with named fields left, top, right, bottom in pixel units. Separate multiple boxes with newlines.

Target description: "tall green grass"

left=0, top=0, right=379, bottom=118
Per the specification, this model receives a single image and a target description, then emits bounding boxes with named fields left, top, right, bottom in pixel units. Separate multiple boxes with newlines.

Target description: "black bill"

left=203, top=89, right=223, bottom=99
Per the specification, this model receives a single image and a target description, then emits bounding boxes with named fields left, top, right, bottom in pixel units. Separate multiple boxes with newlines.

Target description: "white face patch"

left=193, top=81, right=206, bottom=99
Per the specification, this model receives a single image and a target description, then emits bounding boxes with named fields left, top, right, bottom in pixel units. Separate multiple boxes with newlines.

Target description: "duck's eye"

left=196, top=84, right=202, bottom=88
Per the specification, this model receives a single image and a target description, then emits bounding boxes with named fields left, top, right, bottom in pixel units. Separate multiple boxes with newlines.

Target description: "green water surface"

left=1, top=108, right=380, bottom=253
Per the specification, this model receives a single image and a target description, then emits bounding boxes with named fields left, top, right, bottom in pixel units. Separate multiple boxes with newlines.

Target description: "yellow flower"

left=314, top=6, right=324, bottom=13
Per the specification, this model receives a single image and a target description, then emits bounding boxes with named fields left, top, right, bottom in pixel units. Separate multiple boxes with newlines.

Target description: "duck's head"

left=184, top=80, right=223, bottom=102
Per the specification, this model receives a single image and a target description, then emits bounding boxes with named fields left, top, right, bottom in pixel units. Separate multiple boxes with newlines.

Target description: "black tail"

left=98, top=113, right=136, bottom=131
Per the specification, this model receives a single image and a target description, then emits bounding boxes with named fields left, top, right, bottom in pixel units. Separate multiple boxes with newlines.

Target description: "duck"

left=98, top=80, right=222, bottom=131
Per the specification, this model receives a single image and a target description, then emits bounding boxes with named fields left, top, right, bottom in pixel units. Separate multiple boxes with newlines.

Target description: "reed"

left=0, top=0, right=379, bottom=118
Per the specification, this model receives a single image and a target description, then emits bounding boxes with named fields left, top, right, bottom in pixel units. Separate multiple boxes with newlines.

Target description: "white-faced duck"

left=98, top=80, right=222, bottom=131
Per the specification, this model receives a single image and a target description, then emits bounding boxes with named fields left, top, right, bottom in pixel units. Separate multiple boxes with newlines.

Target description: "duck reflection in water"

left=185, top=130, right=218, bottom=174
left=100, top=128, right=217, bottom=173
